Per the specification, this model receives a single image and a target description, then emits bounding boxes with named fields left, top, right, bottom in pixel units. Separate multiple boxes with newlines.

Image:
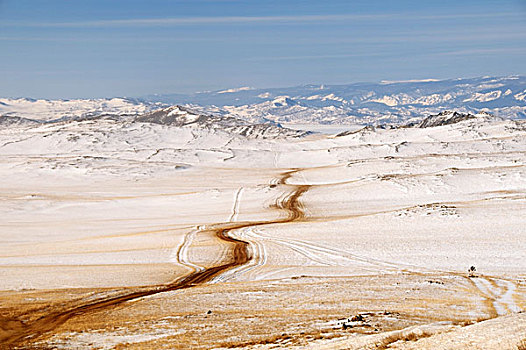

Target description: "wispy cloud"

left=246, top=52, right=386, bottom=62
left=0, top=14, right=393, bottom=28
left=247, top=46, right=526, bottom=63
left=0, top=35, right=218, bottom=43
left=0, top=12, right=520, bottom=28
left=2, top=29, right=525, bottom=44
left=433, top=47, right=526, bottom=57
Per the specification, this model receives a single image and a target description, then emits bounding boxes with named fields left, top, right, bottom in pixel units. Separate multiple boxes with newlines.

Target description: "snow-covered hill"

left=0, top=97, right=156, bottom=122
left=145, top=76, right=526, bottom=125
left=1, top=99, right=525, bottom=349
left=134, top=105, right=308, bottom=138
left=2, top=76, right=525, bottom=127
left=405, top=110, right=500, bottom=128
left=0, top=104, right=308, bottom=167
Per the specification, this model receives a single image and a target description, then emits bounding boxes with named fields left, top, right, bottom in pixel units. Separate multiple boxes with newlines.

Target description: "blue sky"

left=1, top=0, right=525, bottom=98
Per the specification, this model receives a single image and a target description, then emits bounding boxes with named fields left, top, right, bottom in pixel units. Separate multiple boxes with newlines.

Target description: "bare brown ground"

left=0, top=170, right=310, bottom=349
left=16, top=273, right=487, bottom=349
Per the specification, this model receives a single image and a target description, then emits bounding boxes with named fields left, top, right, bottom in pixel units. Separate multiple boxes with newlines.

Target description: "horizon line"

left=1, top=74, right=523, bottom=100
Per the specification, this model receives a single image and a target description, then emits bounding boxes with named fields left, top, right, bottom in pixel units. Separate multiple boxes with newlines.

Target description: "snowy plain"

left=0, top=106, right=525, bottom=349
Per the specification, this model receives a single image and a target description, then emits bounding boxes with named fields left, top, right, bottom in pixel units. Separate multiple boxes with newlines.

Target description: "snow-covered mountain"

left=0, top=97, right=156, bottom=122
left=134, top=105, right=308, bottom=138
left=2, top=78, right=526, bottom=350
left=405, top=110, right=500, bottom=128
left=2, top=76, right=525, bottom=127
left=0, top=103, right=308, bottom=143
left=145, top=76, right=526, bottom=125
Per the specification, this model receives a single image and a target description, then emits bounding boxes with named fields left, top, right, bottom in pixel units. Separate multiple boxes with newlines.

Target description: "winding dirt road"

left=1, top=170, right=309, bottom=349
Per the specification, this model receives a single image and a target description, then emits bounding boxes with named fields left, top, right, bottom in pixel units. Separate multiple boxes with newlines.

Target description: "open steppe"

left=1, top=110, right=525, bottom=349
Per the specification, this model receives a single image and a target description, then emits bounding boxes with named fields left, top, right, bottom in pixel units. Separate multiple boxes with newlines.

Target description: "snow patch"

left=463, top=90, right=502, bottom=103
left=217, top=87, right=253, bottom=94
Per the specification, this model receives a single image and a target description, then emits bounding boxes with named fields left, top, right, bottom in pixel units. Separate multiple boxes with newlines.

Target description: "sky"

left=0, top=0, right=525, bottom=99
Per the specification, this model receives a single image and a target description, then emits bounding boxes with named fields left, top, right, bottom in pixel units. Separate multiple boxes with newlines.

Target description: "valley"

left=0, top=106, right=525, bottom=349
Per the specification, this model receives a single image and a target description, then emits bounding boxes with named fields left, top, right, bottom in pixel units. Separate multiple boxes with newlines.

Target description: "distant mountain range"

left=1, top=76, right=525, bottom=126
left=144, top=75, right=526, bottom=125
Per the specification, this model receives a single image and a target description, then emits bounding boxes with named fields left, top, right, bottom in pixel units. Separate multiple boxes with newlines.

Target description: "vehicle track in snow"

left=228, top=187, right=244, bottom=222
left=224, top=166, right=524, bottom=319
left=3, top=165, right=523, bottom=348
left=469, top=276, right=522, bottom=317
left=1, top=169, right=310, bottom=349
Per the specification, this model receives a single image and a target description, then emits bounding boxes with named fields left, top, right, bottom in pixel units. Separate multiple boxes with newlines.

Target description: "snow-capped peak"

left=408, top=110, right=500, bottom=128
left=271, top=96, right=298, bottom=107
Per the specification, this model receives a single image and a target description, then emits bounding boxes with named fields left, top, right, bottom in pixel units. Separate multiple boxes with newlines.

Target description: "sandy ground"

left=0, top=117, right=525, bottom=348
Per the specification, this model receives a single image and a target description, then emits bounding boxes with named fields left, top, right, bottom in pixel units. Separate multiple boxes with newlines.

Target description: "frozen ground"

left=0, top=109, right=525, bottom=349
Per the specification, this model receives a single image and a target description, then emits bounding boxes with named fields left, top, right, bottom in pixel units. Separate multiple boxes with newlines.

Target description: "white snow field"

left=0, top=107, right=525, bottom=349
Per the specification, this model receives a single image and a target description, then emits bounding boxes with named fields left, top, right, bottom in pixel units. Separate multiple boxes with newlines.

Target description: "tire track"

left=469, top=276, right=522, bottom=317
left=246, top=228, right=404, bottom=272
left=1, top=170, right=309, bottom=349
left=210, top=227, right=268, bottom=283
left=171, top=226, right=205, bottom=273
left=228, top=187, right=244, bottom=222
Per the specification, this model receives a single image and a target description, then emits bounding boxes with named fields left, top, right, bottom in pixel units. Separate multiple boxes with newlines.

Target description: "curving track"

left=3, top=165, right=522, bottom=348
left=1, top=170, right=309, bottom=349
